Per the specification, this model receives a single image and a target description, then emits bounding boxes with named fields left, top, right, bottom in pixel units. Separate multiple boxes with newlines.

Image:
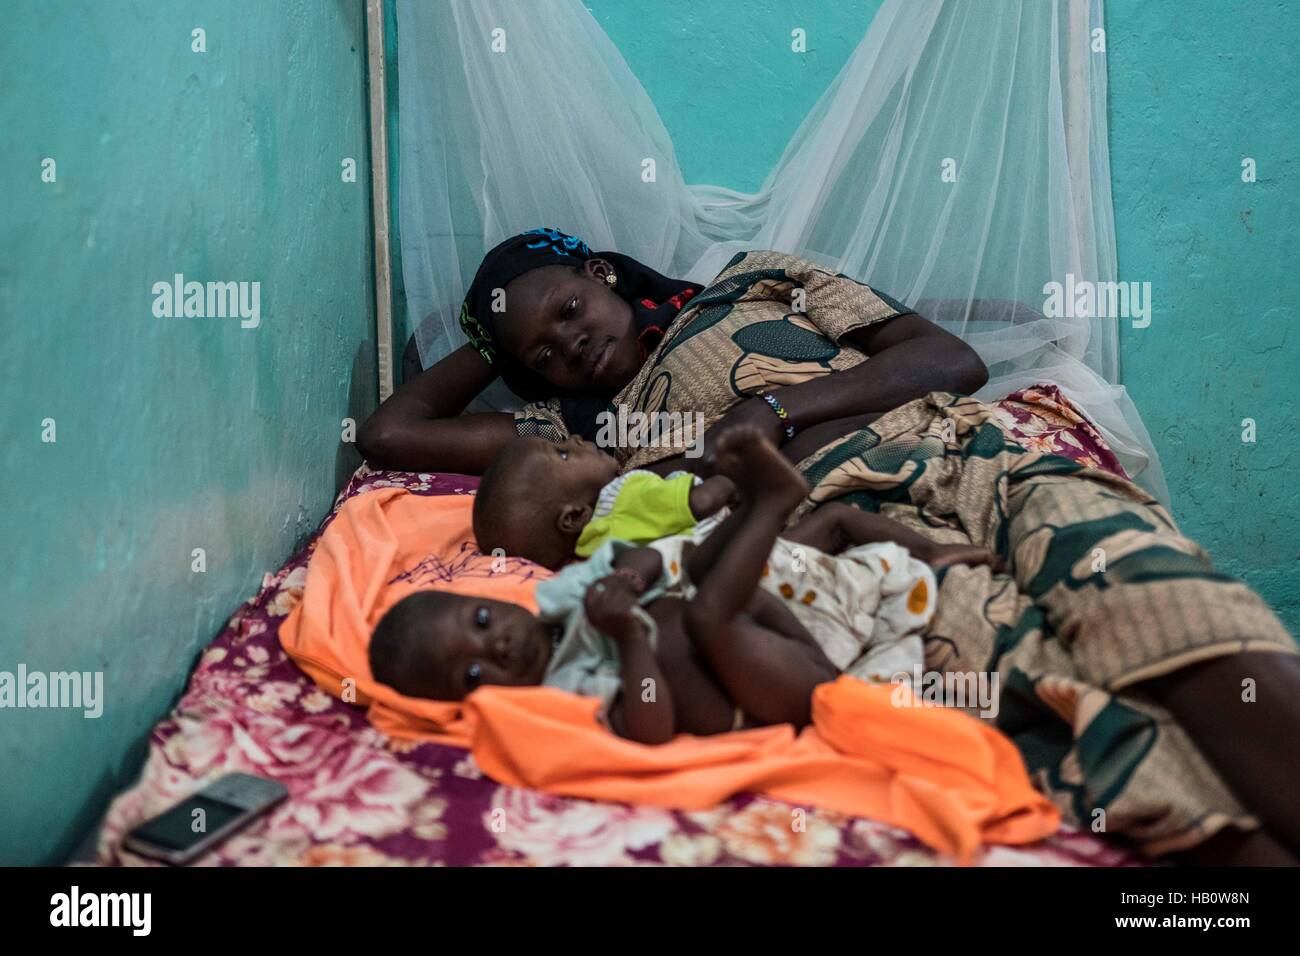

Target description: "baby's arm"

left=687, top=475, right=735, bottom=520
left=611, top=545, right=663, bottom=588
left=584, top=572, right=675, bottom=744
left=785, top=502, right=1002, bottom=570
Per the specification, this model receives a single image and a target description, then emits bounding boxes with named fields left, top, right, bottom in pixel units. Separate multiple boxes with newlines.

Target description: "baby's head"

left=369, top=591, right=556, bottom=701
left=473, top=434, right=619, bottom=569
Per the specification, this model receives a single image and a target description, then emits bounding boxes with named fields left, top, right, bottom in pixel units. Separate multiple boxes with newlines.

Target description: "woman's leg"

left=1140, top=651, right=1300, bottom=856
left=786, top=398, right=1299, bottom=860
left=1174, top=826, right=1297, bottom=867
left=1001, top=467, right=1300, bottom=860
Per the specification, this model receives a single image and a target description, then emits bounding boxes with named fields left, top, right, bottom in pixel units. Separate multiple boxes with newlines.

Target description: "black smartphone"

left=122, top=772, right=288, bottom=865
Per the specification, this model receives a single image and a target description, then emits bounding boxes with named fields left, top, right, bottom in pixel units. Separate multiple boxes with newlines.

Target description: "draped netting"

left=396, top=0, right=1168, bottom=504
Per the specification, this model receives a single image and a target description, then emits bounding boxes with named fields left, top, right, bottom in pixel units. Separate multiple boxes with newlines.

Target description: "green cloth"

left=535, top=539, right=670, bottom=722
left=574, top=470, right=697, bottom=557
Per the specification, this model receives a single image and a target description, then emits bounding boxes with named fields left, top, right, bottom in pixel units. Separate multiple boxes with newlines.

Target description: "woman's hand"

left=696, top=396, right=786, bottom=476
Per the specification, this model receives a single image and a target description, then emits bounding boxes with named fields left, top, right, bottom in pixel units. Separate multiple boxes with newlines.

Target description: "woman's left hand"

left=696, top=396, right=786, bottom=475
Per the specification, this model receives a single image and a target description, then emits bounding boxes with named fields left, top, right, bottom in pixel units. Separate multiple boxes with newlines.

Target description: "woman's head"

left=460, top=227, right=701, bottom=401
left=493, top=261, right=643, bottom=392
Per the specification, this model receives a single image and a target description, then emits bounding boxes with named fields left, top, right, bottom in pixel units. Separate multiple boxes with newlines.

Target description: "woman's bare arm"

left=691, top=314, right=987, bottom=473
left=774, top=313, right=988, bottom=431
left=356, top=344, right=519, bottom=473
left=641, top=413, right=885, bottom=477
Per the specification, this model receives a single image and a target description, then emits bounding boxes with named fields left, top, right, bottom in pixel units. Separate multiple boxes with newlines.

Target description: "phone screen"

left=129, top=794, right=247, bottom=851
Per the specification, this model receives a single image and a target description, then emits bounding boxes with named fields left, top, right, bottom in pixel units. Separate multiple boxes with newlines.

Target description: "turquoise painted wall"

left=0, top=1, right=375, bottom=864
left=584, top=0, right=1297, bottom=632
left=587, top=0, right=886, bottom=193
left=1106, top=0, right=1298, bottom=632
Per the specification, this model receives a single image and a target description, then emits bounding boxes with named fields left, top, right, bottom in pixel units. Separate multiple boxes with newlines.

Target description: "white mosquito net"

left=396, top=0, right=1169, bottom=504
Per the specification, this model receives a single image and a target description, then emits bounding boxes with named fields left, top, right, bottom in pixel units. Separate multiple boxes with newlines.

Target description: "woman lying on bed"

left=359, top=227, right=1300, bottom=866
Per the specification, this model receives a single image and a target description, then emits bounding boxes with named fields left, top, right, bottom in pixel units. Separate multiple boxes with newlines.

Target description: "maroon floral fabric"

left=995, top=384, right=1129, bottom=478
left=95, top=389, right=1143, bottom=866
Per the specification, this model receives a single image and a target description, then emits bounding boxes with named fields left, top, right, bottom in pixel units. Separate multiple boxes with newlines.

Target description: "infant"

left=370, top=429, right=998, bottom=742
left=470, top=431, right=996, bottom=680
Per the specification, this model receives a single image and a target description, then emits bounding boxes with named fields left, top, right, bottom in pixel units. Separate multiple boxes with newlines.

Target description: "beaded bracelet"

left=759, top=392, right=796, bottom=440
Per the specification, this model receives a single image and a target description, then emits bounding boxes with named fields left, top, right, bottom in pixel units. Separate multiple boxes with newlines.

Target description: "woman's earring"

left=605, top=272, right=617, bottom=287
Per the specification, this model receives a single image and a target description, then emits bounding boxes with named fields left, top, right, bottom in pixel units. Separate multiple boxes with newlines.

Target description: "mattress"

left=93, top=386, right=1145, bottom=866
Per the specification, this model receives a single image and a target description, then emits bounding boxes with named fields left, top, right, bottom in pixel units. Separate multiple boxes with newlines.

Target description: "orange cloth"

left=463, top=679, right=1058, bottom=861
left=280, top=487, right=1059, bottom=861
left=279, top=487, right=553, bottom=743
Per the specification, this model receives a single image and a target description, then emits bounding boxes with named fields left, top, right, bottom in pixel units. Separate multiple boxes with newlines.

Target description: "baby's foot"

left=714, top=424, right=809, bottom=512
left=923, top=543, right=1006, bottom=573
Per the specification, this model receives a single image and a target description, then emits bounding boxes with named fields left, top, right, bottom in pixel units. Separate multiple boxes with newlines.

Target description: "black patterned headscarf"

left=460, top=228, right=701, bottom=435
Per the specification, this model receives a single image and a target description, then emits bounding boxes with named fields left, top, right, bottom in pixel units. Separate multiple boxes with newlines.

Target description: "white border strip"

left=366, top=0, right=395, bottom=402
left=1064, top=0, right=1092, bottom=278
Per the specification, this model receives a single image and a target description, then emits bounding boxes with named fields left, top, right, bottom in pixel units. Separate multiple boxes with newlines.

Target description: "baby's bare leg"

left=746, top=589, right=823, bottom=654
left=785, top=502, right=1002, bottom=570
left=686, top=611, right=836, bottom=727
left=683, top=427, right=835, bottom=727
left=683, top=427, right=799, bottom=584
left=690, top=426, right=806, bottom=620
left=683, top=496, right=751, bottom=584
left=784, top=502, right=935, bottom=555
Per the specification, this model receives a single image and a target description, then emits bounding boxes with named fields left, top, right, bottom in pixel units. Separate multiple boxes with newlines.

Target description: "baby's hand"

left=584, top=574, right=645, bottom=641
left=923, top=543, right=1006, bottom=573
left=688, top=475, right=737, bottom=519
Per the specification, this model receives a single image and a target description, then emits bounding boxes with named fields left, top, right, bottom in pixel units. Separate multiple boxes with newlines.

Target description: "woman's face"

left=493, top=261, right=642, bottom=393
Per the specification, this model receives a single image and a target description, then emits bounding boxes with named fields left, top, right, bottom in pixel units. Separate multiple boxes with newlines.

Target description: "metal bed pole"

left=365, top=0, right=395, bottom=402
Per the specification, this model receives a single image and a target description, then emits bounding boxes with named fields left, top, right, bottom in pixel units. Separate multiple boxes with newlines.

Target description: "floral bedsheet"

left=94, top=386, right=1142, bottom=867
